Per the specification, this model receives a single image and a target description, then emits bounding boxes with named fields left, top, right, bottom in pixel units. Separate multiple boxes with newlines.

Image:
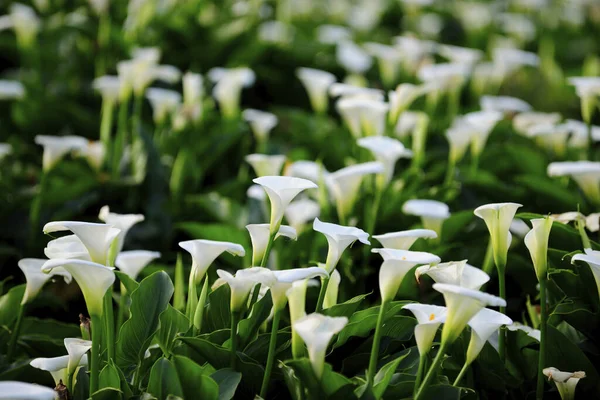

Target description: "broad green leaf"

left=244, top=331, right=291, bottom=364
left=0, top=284, right=25, bottom=327
left=172, top=355, right=219, bottom=400
left=237, top=290, right=273, bottom=348
left=157, top=305, right=189, bottom=356
left=147, top=357, right=184, bottom=400
left=211, top=368, right=242, bottom=400
left=115, top=271, right=140, bottom=294
left=117, top=271, right=174, bottom=368
left=279, top=360, right=303, bottom=400
left=99, top=362, right=121, bottom=390
left=20, top=317, right=80, bottom=339
left=373, top=350, right=412, bottom=399
left=324, top=293, right=370, bottom=318
left=91, top=387, right=123, bottom=400
left=203, top=284, right=231, bottom=333
left=284, top=358, right=356, bottom=399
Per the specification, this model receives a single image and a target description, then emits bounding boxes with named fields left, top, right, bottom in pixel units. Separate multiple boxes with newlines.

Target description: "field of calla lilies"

left=1, top=0, right=600, bottom=399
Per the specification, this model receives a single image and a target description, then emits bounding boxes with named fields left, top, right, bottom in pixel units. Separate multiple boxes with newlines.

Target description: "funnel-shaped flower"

left=41, top=259, right=115, bottom=316
left=417, top=63, right=470, bottom=91
left=115, top=250, right=161, bottom=280
left=217, top=267, right=275, bottom=311
left=313, top=218, right=370, bottom=272
left=326, top=162, right=384, bottom=220
left=372, top=229, right=437, bottom=250
left=524, top=217, right=553, bottom=281
left=0, top=143, right=11, bottom=160
left=179, top=240, right=245, bottom=285
left=285, top=161, right=329, bottom=185
left=512, top=112, right=562, bottom=137
left=480, top=95, right=532, bottom=114
left=1, top=4, right=40, bottom=48
left=548, top=162, right=600, bottom=205
left=98, top=206, right=144, bottom=255
left=18, top=259, right=71, bottom=305
left=293, top=313, right=348, bottom=378
left=463, top=111, right=504, bottom=157
left=438, top=44, right=483, bottom=66
left=445, top=118, right=474, bottom=164
left=568, top=77, right=600, bottom=123
left=571, top=249, right=600, bottom=301
left=329, top=83, right=384, bottom=100
left=44, top=235, right=90, bottom=260
left=434, top=283, right=506, bottom=345
left=403, top=303, right=447, bottom=355
left=285, top=198, right=321, bottom=234
left=30, top=354, right=88, bottom=386
left=253, top=176, right=318, bottom=234
left=146, top=88, right=182, bottom=124
left=181, top=72, right=204, bottom=124
left=296, top=68, right=337, bottom=114
left=246, top=224, right=297, bottom=266
left=323, top=269, right=341, bottom=309
left=34, top=135, right=89, bottom=172
left=474, top=203, right=522, bottom=268
left=0, top=381, right=57, bottom=400
left=208, top=67, right=255, bottom=119
left=465, top=308, right=512, bottom=364
left=357, top=136, right=412, bottom=184
left=336, top=41, right=373, bottom=75
left=245, top=154, right=286, bottom=177
left=0, top=80, right=25, bottom=100
left=372, top=249, right=440, bottom=302
left=388, top=83, right=430, bottom=123
left=336, top=97, right=389, bottom=137
left=543, top=367, right=586, bottom=400
left=287, top=279, right=308, bottom=325
left=402, top=199, right=450, bottom=236
left=364, top=42, right=402, bottom=87
left=43, top=221, right=121, bottom=266
left=92, top=75, right=121, bottom=104
left=271, top=267, right=328, bottom=311
left=64, top=338, right=92, bottom=376
left=242, top=109, right=278, bottom=143
left=416, top=260, right=490, bottom=290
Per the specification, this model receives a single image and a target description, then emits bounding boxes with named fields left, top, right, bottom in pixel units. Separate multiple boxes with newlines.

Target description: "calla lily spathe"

left=388, top=83, right=430, bottom=124
left=285, top=160, right=328, bottom=185
left=0, top=381, right=57, bottom=400
left=179, top=239, right=245, bottom=285
left=480, top=95, right=532, bottom=114
left=402, top=303, right=447, bottom=355
left=18, top=259, right=71, bottom=305
left=463, top=110, right=504, bottom=158
left=115, top=250, right=161, bottom=280
left=571, top=249, right=600, bottom=301
left=43, top=221, right=121, bottom=266
left=245, top=154, right=286, bottom=177
left=313, top=218, right=370, bottom=273
left=92, top=75, right=121, bottom=104
left=357, top=136, right=413, bottom=185
left=547, top=161, right=600, bottom=205
left=416, top=260, right=490, bottom=290
left=329, top=83, right=383, bottom=101
left=372, top=229, right=437, bottom=250
left=253, top=176, right=318, bottom=234
left=42, top=259, right=115, bottom=317
left=524, top=217, right=553, bottom=281
left=287, top=279, right=308, bottom=328
left=242, top=109, right=278, bottom=143
left=402, top=199, right=450, bottom=237
left=98, top=206, right=145, bottom=255
left=336, top=97, right=389, bottom=137
left=465, top=308, right=512, bottom=364
left=31, top=353, right=88, bottom=385
left=284, top=198, right=321, bottom=234
left=0, top=80, right=25, bottom=100
left=543, top=368, right=586, bottom=400
left=296, top=68, right=337, bottom=114
left=293, top=313, right=348, bottom=378
left=217, top=267, right=275, bottom=312
left=64, top=338, right=92, bottom=377
left=145, top=88, right=182, bottom=124
left=246, top=224, right=297, bottom=266
left=271, top=267, right=328, bottom=311
left=44, top=235, right=90, bottom=260
left=474, top=202, right=522, bottom=268
left=323, top=269, right=341, bottom=309
left=208, top=67, right=255, bottom=119
left=34, top=135, right=89, bottom=172
left=568, top=77, right=600, bottom=123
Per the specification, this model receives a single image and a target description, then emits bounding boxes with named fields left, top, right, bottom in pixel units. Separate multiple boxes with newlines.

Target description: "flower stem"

left=260, top=309, right=281, bottom=398
left=7, top=304, right=26, bottom=361
left=117, top=283, right=127, bottom=330
left=444, top=158, right=456, bottom=187
left=453, top=362, right=470, bottom=386
left=536, top=278, right=548, bottom=400
left=414, top=343, right=447, bottom=400
left=103, top=289, right=115, bottom=362
left=260, top=232, right=277, bottom=267
left=230, top=310, right=241, bottom=370
left=366, top=301, right=387, bottom=388
left=100, top=99, right=115, bottom=155
left=28, top=171, right=47, bottom=250
left=414, top=353, right=427, bottom=394
left=112, top=96, right=130, bottom=178
left=90, top=314, right=103, bottom=395
left=315, top=276, right=330, bottom=312
left=193, top=275, right=209, bottom=333
left=497, top=261, right=506, bottom=362
left=185, top=273, right=198, bottom=326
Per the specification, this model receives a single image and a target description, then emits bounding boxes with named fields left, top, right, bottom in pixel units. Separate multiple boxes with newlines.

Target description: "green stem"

left=536, top=278, right=548, bottom=400
left=366, top=301, right=387, bottom=387
left=230, top=311, right=241, bottom=370
left=90, top=314, right=103, bottom=395
left=7, top=304, right=26, bottom=361
left=133, top=94, right=143, bottom=136
left=67, top=370, right=75, bottom=392
left=315, top=276, right=330, bottom=312
left=185, top=273, right=198, bottom=326
left=587, top=120, right=594, bottom=161
left=497, top=261, right=506, bottom=362
left=28, top=171, right=47, bottom=250
left=173, top=254, right=185, bottom=312
left=112, top=95, right=130, bottom=178
left=132, top=361, right=142, bottom=392
left=260, top=232, right=277, bottom=267
left=96, top=14, right=110, bottom=77
left=100, top=99, right=114, bottom=152
left=444, top=158, right=456, bottom=187
left=117, top=283, right=127, bottom=332
left=193, top=275, right=209, bottom=333
left=103, top=289, right=115, bottom=362
left=470, top=151, right=480, bottom=175
left=414, top=343, right=447, bottom=400
left=260, top=309, right=281, bottom=398
left=453, top=362, right=470, bottom=386
left=415, top=353, right=427, bottom=394
left=247, top=283, right=262, bottom=314
left=576, top=218, right=591, bottom=249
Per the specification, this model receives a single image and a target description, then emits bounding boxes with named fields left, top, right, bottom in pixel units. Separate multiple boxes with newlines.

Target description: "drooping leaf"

left=0, top=284, right=25, bottom=327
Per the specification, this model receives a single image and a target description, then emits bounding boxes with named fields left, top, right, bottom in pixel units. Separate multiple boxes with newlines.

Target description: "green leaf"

left=373, top=350, right=412, bottom=399
left=117, top=271, right=174, bottom=369
left=211, top=368, right=242, bottom=400
left=91, top=388, right=123, bottom=400
left=73, top=364, right=90, bottom=399
left=0, top=284, right=25, bottom=327
left=20, top=317, right=80, bottom=339
left=203, top=285, right=231, bottom=334
left=172, top=355, right=219, bottom=400
left=416, top=384, right=473, bottom=400
left=115, top=271, right=140, bottom=294
left=157, top=305, right=189, bottom=356
left=284, top=358, right=356, bottom=399
left=147, top=357, right=184, bottom=400
left=237, top=290, right=272, bottom=348
left=99, top=362, right=121, bottom=390
left=441, top=211, right=473, bottom=243
left=323, top=293, right=370, bottom=318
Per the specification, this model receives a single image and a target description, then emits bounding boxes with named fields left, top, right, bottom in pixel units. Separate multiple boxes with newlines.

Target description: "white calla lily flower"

left=0, top=80, right=25, bottom=100
left=293, top=313, right=348, bottom=378
left=417, top=63, right=470, bottom=92
left=480, top=95, right=532, bottom=114
left=512, top=112, right=562, bottom=136
left=336, top=97, right=389, bottom=137
left=179, top=239, right=245, bottom=285
left=463, top=111, right=504, bottom=157
left=329, top=83, right=384, bottom=101
left=208, top=67, right=255, bottom=119
left=271, top=267, right=328, bottom=310
left=547, top=161, right=600, bottom=205
left=64, top=338, right=92, bottom=376
left=246, top=224, right=297, bottom=266
left=41, top=259, right=115, bottom=316
left=416, top=260, right=490, bottom=290
left=364, top=42, right=402, bottom=87
left=285, top=198, right=321, bottom=234
left=245, top=154, right=286, bottom=177
left=543, top=367, right=586, bottom=400
left=372, top=229, right=437, bottom=250
left=77, top=141, right=105, bottom=170
left=434, top=283, right=506, bottom=345
left=182, top=72, right=204, bottom=124
left=253, top=176, right=318, bottom=234
left=287, top=279, right=308, bottom=326
left=465, top=308, right=512, bottom=364
left=313, top=218, right=370, bottom=273
left=0, top=143, right=12, bottom=160
left=402, top=199, right=450, bottom=237
left=115, top=250, right=161, bottom=280
left=568, top=77, right=600, bottom=123
left=30, top=354, right=87, bottom=386
left=44, top=235, right=90, bottom=260
left=323, top=269, right=341, bottom=309
left=316, top=25, right=352, bottom=44
left=438, top=44, right=483, bottom=66
left=388, top=83, right=430, bottom=124
left=146, top=88, right=182, bottom=124
left=357, top=137, right=412, bottom=184
left=285, top=161, right=328, bottom=185
left=296, top=68, right=337, bottom=114
left=402, top=303, right=447, bottom=355
left=571, top=249, right=600, bottom=301
left=336, top=41, right=373, bottom=75
left=0, top=381, right=58, bottom=400
left=18, top=259, right=71, bottom=305
left=524, top=217, right=553, bottom=281
left=506, top=322, right=540, bottom=341
left=43, top=221, right=121, bottom=266
left=34, top=135, right=89, bottom=172
left=98, top=206, right=145, bottom=255
left=217, top=267, right=275, bottom=311
left=242, top=109, right=278, bottom=143
left=92, top=75, right=121, bottom=104
left=474, top=203, right=522, bottom=268
left=1, top=4, right=40, bottom=48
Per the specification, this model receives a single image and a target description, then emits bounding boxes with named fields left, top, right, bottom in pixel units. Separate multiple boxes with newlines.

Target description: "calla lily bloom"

left=357, top=136, right=412, bottom=185
left=43, top=221, right=121, bottom=266
left=0, top=4, right=40, bottom=48
left=296, top=68, right=337, bottom=114
left=336, top=97, right=389, bottom=137
left=402, top=303, right=447, bottom=355
left=513, top=112, right=562, bottom=137
left=31, top=354, right=88, bottom=386
left=208, top=67, right=255, bottom=119
left=364, top=42, right=402, bottom=87
left=465, top=308, right=512, bottom=364
left=285, top=160, right=329, bottom=185
left=445, top=121, right=473, bottom=166
left=402, top=199, right=450, bottom=237
left=506, top=322, right=541, bottom=341
left=0, top=381, right=57, bottom=400
left=0, top=80, right=25, bottom=100
left=287, top=279, right=308, bottom=328
left=434, top=283, right=506, bottom=345
left=217, top=267, right=275, bottom=312
left=115, top=250, right=161, bottom=280
left=41, top=259, right=115, bottom=317
left=271, top=267, right=328, bottom=311
left=284, top=198, right=321, bottom=234
left=64, top=338, right=92, bottom=377
left=416, top=260, right=490, bottom=290
left=313, top=218, right=370, bottom=273
left=18, top=259, right=71, bottom=305
left=463, top=111, right=504, bottom=158
left=253, top=176, right=318, bottom=234
left=543, top=368, right=586, bottom=400
left=92, top=75, right=120, bottom=104
left=438, top=44, right=483, bottom=66
left=524, top=217, right=553, bottom=281
left=180, top=72, right=204, bottom=125
left=293, top=313, right=348, bottom=378
left=323, top=269, right=341, bottom=309
left=34, top=135, right=89, bottom=172
left=0, top=143, right=11, bottom=160
left=336, top=41, right=373, bottom=76
left=44, top=235, right=90, bottom=261
left=329, top=83, right=384, bottom=101
left=146, top=88, right=181, bottom=124
left=372, top=249, right=440, bottom=302
left=571, top=249, right=600, bottom=301
left=98, top=206, right=144, bottom=255
left=179, top=239, right=245, bottom=285
left=547, top=161, right=600, bottom=205
left=317, top=25, right=352, bottom=44
left=388, top=83, right=430, bottom=124
left=568, top=77, right=600, bottom=123
left=474, top=202, right=522, bottom=268
left=246, top=224, right=297, bottom=266
left=372, top=229, right=437, bottom=250
left=480, top=95, right=532, bottom=114
left=245, top=154, right=286, bottom=177
left=242, top=109, right=278, bottom=143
